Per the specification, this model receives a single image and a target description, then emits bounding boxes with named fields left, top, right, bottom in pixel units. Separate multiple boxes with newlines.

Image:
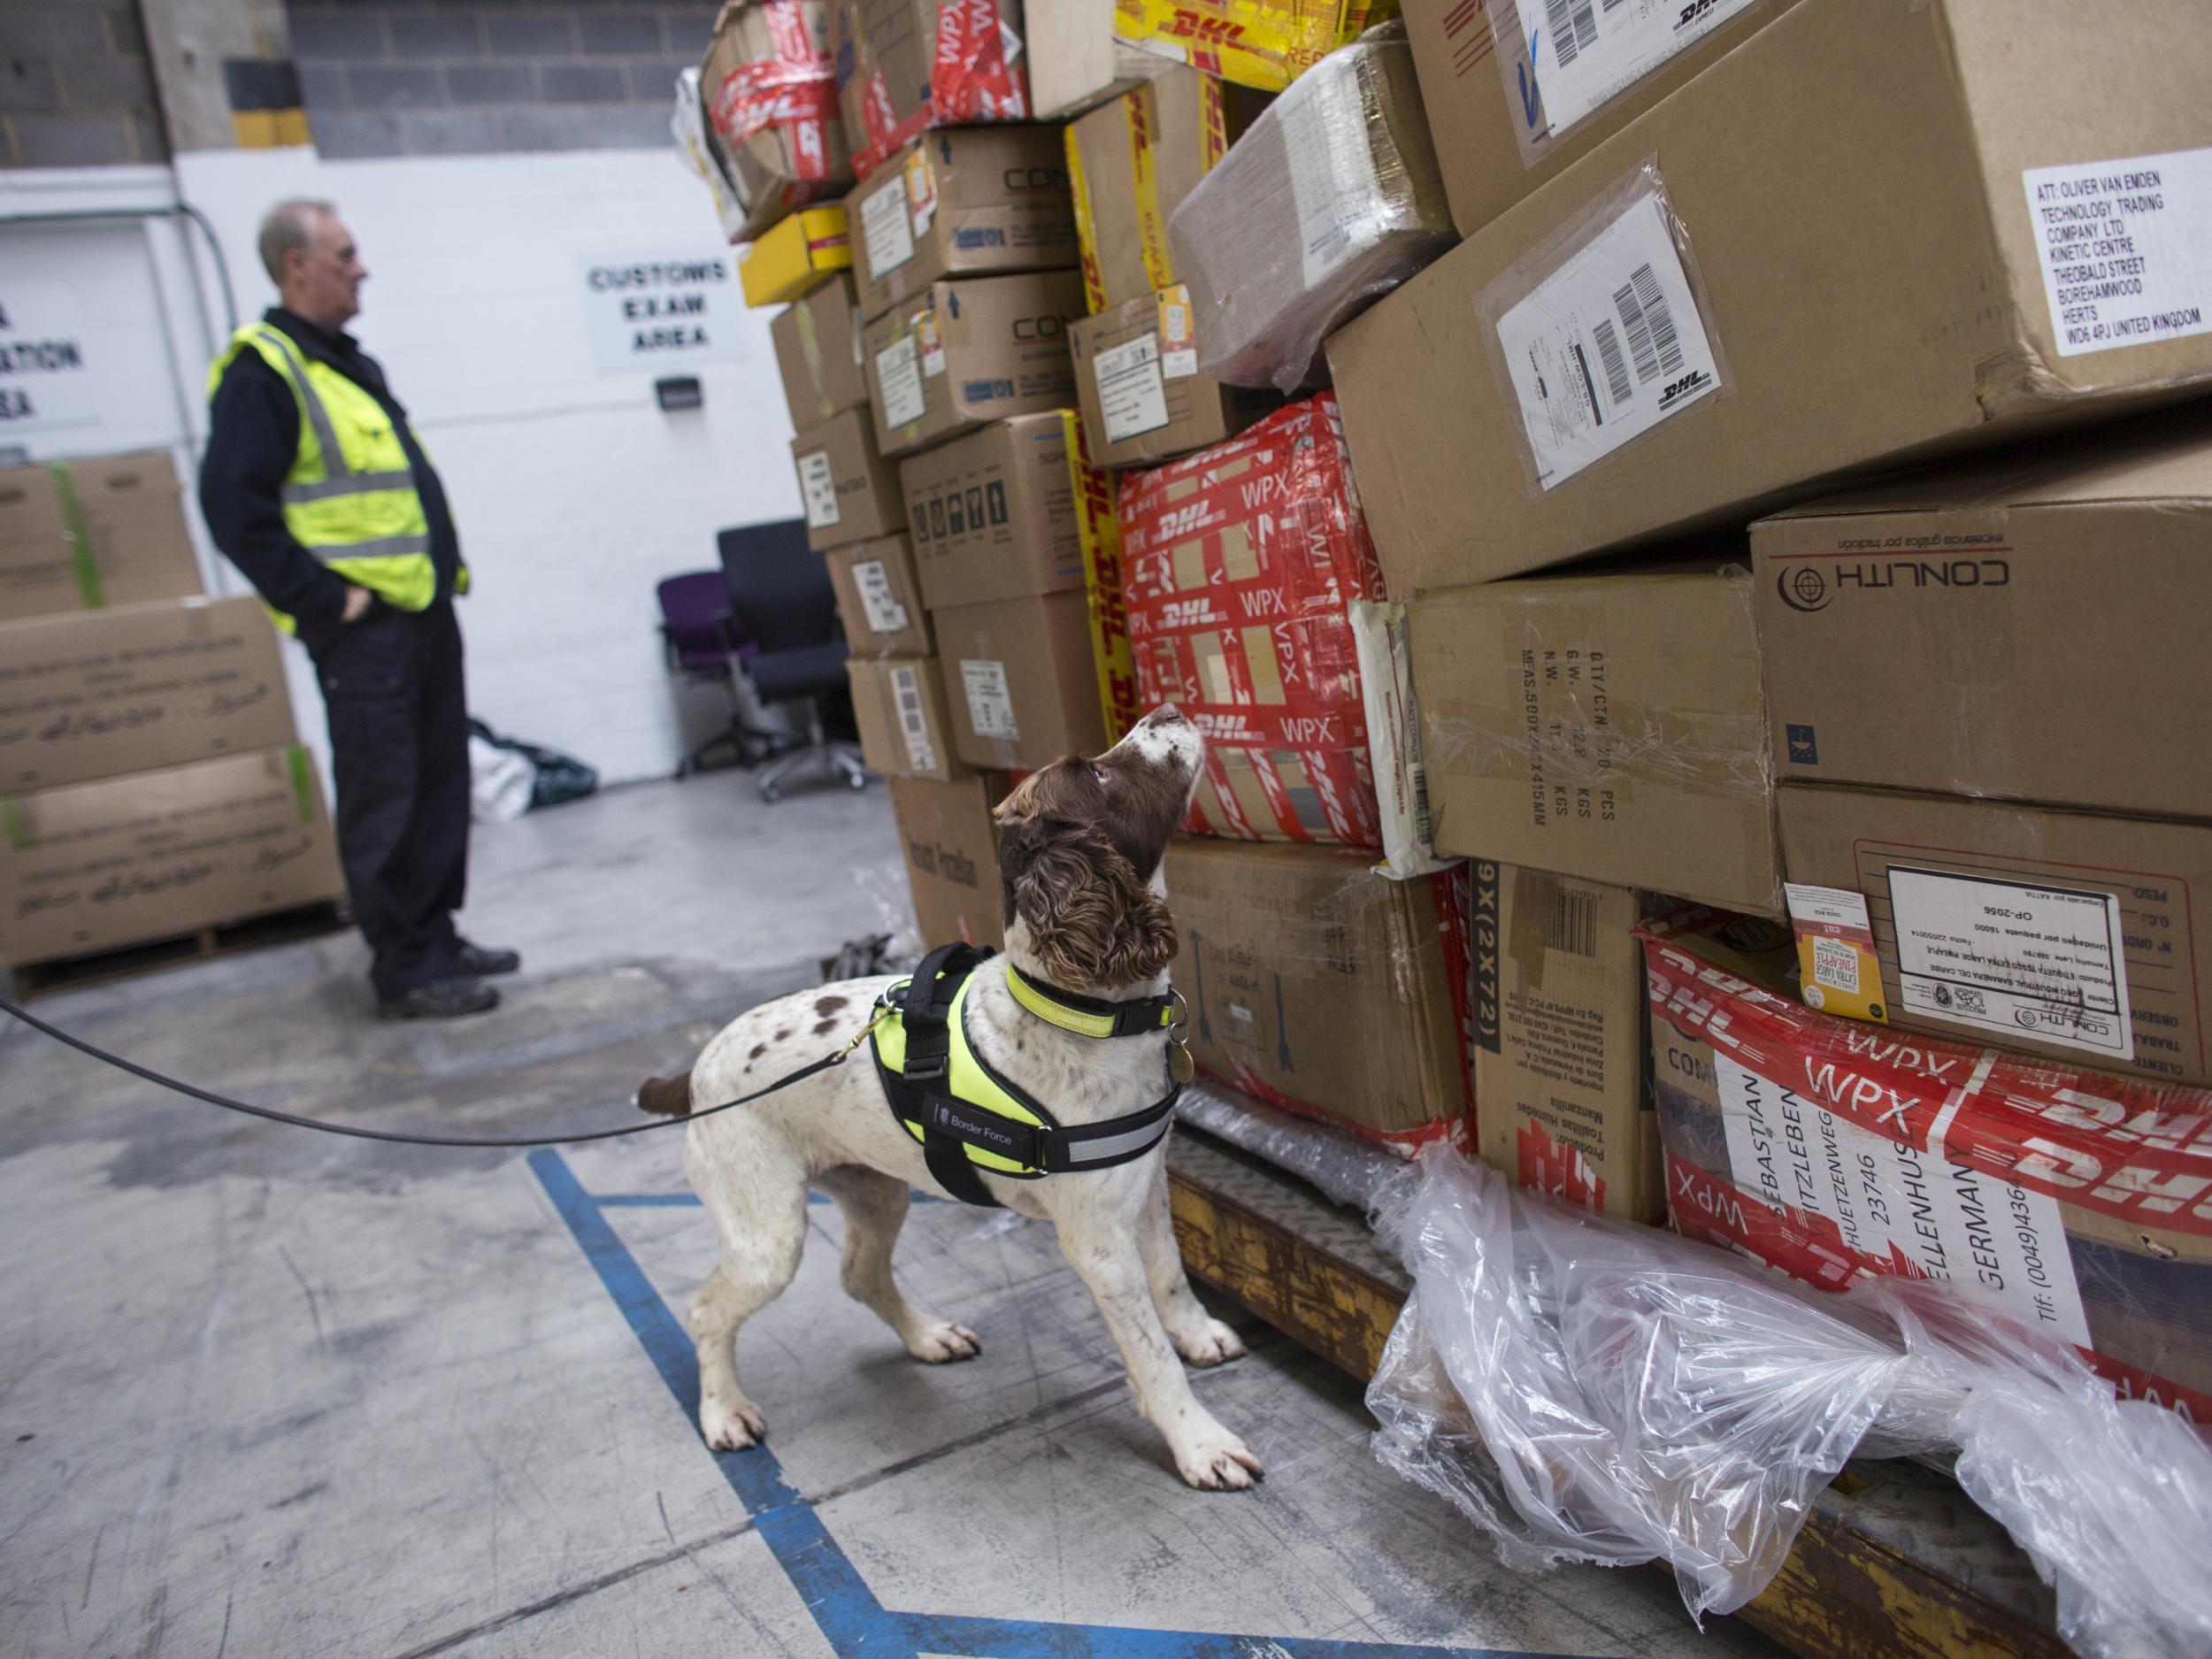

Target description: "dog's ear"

left=998, top=813, right=1178, bottom=987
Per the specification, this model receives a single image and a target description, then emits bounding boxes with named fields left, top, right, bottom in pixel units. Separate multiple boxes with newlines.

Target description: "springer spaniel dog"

left=638, top=705, right=1261, bottom=1490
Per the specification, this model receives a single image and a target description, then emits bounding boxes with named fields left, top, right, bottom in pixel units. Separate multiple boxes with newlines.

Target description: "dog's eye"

left=1092, top=765, right=1109, bottom=784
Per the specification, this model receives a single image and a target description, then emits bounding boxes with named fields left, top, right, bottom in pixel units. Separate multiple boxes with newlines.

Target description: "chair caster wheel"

left=762, top=785, right=780, bottom=803
left=847, top=772, right=867, bottom=792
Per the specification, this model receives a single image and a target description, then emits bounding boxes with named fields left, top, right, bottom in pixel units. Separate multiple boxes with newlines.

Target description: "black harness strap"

left=888, top=943, right=1003, bottom=1209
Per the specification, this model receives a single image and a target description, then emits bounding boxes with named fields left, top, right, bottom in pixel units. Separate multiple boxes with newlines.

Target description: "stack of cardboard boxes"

left=0, top=453, right=343, bottom=975
left=1317, top=0, right=2212, bottom=1409
left=695, top=0, right=2212, bottom=1415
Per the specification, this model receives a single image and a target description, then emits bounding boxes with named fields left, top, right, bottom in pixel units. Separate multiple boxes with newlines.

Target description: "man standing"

left=200, top=199, right=518, bottom=1019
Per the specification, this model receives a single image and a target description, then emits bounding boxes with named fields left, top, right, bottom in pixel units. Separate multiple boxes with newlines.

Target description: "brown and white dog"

left=639, top=705, right=1261, bottom=1489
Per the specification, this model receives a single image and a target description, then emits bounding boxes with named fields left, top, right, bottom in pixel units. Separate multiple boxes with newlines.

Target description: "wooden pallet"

left=8, top=900, right=351, bottom=998
left=1164, top=1131, right=2071, bottom=1659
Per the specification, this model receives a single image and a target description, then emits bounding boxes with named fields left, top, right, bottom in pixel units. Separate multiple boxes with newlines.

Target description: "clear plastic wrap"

left=1175, top=1078, right=1401, bottom=1210
left=1367, top=1146, right=2212, bottom=1657
left=1167, top=30, right=1455, bottom=394
left=699, top=0, right=850, bottom=237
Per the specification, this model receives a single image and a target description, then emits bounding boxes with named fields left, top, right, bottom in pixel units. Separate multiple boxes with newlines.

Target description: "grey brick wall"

left=2, top=3, right=171, bottom=168
left=289, top=4, right=718, bottom=159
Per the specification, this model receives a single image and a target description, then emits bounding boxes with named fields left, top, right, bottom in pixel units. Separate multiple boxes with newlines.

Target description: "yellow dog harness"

left=872, top=943, right=1182, bottom=1209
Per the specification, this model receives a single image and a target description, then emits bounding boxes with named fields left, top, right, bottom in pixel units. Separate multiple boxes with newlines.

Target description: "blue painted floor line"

left=530, top=1148, right=1580, bottom=1659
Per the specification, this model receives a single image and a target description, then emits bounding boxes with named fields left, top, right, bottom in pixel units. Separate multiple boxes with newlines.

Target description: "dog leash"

left=0, top=994, right=887, bottom=1149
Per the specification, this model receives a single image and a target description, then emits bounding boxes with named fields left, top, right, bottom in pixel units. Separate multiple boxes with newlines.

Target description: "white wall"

left=165, top=147, right=803, bottom=786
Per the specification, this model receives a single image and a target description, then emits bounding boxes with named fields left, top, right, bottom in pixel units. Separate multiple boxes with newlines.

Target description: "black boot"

left=378, top=976, right=500, bottom=1020
left=451, top=941, right=521, bottom=976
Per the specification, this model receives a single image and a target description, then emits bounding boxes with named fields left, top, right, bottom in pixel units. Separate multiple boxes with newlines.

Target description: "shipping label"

left=1514, top=0, right=1762, bottom=143
left=860, top=177, right=915, bottom=277
left=1094, top=333, right=1171, bottom=442
left=1886, top=867, right=2134, bottom=1063
left=876, top=334, right=926, bottom=428
left=1712, top=1053, right=2089, bottom=1349
left=1157, top=285, right=1198, bottom=379
left=961, top=658, right=1019, bottom=740
left=2023, top=145, right=2212, bottom=357
left=850, top=558, right=910, bottom=634
left=1494, top=188, right=1720, bottom=489
left=1281, top=93, right=1382, bottom=288
left=797, top=449, right=840, bottom=528
left=889, top=662, right=937, bottom=772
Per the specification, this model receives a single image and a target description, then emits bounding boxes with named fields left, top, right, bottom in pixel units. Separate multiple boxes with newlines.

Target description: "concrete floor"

left=0, top=767, right=1786, bottom=1659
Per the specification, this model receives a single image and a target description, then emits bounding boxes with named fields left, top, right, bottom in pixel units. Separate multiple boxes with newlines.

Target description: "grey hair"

left=257, top=198, right=338, bottom=283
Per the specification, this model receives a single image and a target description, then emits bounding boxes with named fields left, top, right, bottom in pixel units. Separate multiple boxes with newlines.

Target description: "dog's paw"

left=700, top=1397, right=767, bottom=1452
left=1172, top=1426, right=1263, bottom=1492
left=1171, top=1316, right=1246, bottom=1368
left=906, top=1320, right=981, bottom=1363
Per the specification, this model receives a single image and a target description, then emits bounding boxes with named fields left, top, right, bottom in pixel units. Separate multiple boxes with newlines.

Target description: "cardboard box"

left=888, top=770, right=1008, bottom=949
left=831, top=0, right=1031, bottom=180
left=1333, top=0, right=2212, bottom=597
left=0, top=597, right=298, bottom=793
left=1168, top=34, right=1453, bottom=393
left=1643, top=917, right=2212, bottom=1422
left=1166, top=837, right=1474, bottom=1151
left=1026, top=0, right=1174, bottom=120
left=847, top=654, right=963, bottom=780
left=0, top=746, right=344, bottom=968
left=933, top=589, right=1108, bottom=772
left=861, top=272, right=1086, bottom=457
left=0, top=453, right=203, bottom=622
left=772, top=273, right=869, bottom=427
left=1407, top=568, right=1778, bottom=915
left=1120, top=393, right=1386, bottom=848
left=738, top=204, right=850, bottom=307
left=1776, top=785, right=2212, bottom=1089
left=901, top=411, right=1086, bottom=608
left=1066, top=69, right=1268, bottom=314
left=849, top=127, right=1077, bottom=324
left=790, top=404, right=906, bottom=550
left=1754, top=411, right=2212, bottom=821
left=824, top=534, right=930, bottom=657
left=1071, top=288, right=1278, bottom=468
left=699, top=0, right=851, bottom=242
left=1402, top=0, right=1806, bottom=239
left=1110, top=0, right=1394, bottom=95
left=1474, top=865, right=1797, bottom=1221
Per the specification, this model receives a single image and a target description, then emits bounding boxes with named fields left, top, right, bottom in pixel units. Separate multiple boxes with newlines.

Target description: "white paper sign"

left=1887, top=867, right=2134, bottom=1062
left=890, top=663, right=937, bottom=772
left=875, top=334, right=926, bottom=429
left=961, top=659, right=1020, bottom=740
left=1094, top=334, right=1171, bottom=442
left=0, top=282, right=102, bottom=434
left=1494, top=188, right=1721, bottom=490
left=859, top=180, right=915, bottom=278
left=2023, top=146, right=2212, bottom=357
left=1714, top=1055, right=2088, bottom=1349
left=1518, top=0, right=1762, bottom=142
left=851, top=558, right=910, bottom=634
left=797, top=449, right=840, bottom=528
left=580, top=254, right=743, bottom=375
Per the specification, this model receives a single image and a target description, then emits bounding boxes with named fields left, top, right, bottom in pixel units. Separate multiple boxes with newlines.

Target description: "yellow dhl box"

left=1111, top=0, right=1395, bottom=94
left=739, top=205, right=851, bottom=307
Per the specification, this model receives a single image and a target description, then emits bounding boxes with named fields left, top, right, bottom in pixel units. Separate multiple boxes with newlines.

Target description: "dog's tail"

left=634, top=1070, right=694, bottom=1118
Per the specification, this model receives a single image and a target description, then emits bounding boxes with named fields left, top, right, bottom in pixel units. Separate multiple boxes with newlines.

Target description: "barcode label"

left=851, top=559, right=910, bottom=634
left=1494, top=185, right=1723, bottom=490
left=1521, top=0, right=1761, bottom=142
left=1409, top=760, right=1432, bottom=849
left=797, top=449, right=840, bottom=528
left=1592, top=317, right=1632, bottom=404
left=1544, top=887, right=1599, bottom=958
left=1545, top=0, right=1598, bottom=68
left=891, top=664, right=936, bottom=772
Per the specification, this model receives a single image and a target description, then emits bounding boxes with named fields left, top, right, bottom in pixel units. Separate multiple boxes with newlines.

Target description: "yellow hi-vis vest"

left=207, top=322, right=467, bottom=631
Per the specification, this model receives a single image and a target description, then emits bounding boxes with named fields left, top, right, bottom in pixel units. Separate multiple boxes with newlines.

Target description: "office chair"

left=656, top=570, right=783, bottom=777
left=718, top=518, right=867, bottom=802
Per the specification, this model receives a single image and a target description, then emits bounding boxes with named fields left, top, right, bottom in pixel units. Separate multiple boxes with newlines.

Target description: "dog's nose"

left=1147, top=703, right=1188, bottom=726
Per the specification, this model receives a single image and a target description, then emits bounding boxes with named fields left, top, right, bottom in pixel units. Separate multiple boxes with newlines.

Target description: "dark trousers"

left=304, top=600, right=471, bottom=999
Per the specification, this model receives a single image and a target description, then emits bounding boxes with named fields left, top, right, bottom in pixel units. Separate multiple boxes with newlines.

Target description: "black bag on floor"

left=468, top=718, right=600, bottom=811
